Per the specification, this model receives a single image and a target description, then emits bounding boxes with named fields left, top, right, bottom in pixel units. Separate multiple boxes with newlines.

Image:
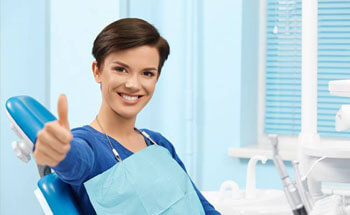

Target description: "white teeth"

left=121, top=94, right=138, bottom=101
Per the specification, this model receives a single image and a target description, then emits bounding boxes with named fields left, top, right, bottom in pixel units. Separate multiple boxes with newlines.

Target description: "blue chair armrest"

left=38, top=173, right=81, bottom=215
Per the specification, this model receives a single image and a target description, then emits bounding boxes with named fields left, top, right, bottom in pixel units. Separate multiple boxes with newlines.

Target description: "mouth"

left=118, top=93, right=143, bottom=103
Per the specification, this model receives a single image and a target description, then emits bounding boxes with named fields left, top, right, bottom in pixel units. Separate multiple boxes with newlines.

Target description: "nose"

left=124, top=74, right=140, bottom=90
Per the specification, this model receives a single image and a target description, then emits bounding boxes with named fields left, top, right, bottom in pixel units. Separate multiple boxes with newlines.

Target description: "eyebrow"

left=111, top=61, right=158, bottom=71
left=111, top=61, right=130, bottom=69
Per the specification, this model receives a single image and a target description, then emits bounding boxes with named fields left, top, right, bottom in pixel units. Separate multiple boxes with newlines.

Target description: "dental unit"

left=267, top=82, right=350, bottom=215
left=297, top=0, right=350, bottom=214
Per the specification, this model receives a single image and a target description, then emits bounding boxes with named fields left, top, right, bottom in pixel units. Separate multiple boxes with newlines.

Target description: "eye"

left=114, top=67, right=127, bottom=73
left=143, top=71, right=156, bottom=77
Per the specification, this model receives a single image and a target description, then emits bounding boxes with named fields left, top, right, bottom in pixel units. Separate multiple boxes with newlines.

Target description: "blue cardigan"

left=53, top=125, right=220, bottom=215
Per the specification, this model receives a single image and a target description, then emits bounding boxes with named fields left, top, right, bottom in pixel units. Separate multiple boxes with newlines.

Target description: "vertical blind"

left=265, top=0, right=350, bottom=138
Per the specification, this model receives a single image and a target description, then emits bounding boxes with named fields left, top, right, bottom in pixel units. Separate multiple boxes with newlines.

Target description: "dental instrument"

left=292, top=161, right=313, bottom=213
left=269, top=134, right=308, bottom=215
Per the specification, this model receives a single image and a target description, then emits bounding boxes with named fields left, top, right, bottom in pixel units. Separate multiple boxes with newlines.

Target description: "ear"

left=92, top=61, right=102, bottom=83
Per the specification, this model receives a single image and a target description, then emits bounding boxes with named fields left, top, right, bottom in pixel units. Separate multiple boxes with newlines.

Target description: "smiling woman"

left=32, top=18, right=221, bottom=215
left=92, top=46, right=159, bottom=120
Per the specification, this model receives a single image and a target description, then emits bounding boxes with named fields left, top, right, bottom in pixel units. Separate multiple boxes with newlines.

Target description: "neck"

left=92, top=103, right=136, bottom=138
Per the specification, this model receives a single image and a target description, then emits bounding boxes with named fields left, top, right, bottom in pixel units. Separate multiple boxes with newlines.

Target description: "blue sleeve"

left=52, top=133, right=95, bottom=186
left=146, top=130, right=221, bottom=215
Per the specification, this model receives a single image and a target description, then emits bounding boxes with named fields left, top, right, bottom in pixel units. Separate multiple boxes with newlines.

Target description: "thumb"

left=57, top=94, right=70, bottom=129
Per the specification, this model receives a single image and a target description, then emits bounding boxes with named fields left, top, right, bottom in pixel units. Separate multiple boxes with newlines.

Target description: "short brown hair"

left=92, top=18, right=170, bottom=75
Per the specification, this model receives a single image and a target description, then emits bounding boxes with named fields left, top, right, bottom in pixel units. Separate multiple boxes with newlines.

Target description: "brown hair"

left=92, top=18, right=170, bottom=75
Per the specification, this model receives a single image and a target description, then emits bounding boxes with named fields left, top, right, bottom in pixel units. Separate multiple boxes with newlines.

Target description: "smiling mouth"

left=118, top=93, right=143, bottom=102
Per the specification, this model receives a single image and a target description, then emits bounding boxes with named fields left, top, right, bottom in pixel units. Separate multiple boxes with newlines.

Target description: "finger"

left=33, top=146, right=62, bottom=167
left=37, top=129, right=71, bottom=154
left=44, top=122, right=73, bottom=145
left=57, top=94, right=70, bottom=129
left=36, top=139, right=66, bottom=160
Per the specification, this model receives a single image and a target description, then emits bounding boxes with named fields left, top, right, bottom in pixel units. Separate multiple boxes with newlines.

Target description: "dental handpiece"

left=292, top=161, right=313, bottom=213
left=269, top=135, right=308, bottom=215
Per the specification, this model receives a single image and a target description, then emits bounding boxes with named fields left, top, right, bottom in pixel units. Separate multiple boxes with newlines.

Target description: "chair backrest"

left=6, top=96, right=81, bottom=215
left=6, top=96, right=56, bottom=144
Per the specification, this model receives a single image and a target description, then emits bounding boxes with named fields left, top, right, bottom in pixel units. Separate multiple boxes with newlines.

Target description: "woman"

left=33, top=18, right=220, bottom=215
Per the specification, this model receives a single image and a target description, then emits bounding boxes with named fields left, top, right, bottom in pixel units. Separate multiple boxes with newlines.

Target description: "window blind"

left=265, top=0, right=350, bottom=138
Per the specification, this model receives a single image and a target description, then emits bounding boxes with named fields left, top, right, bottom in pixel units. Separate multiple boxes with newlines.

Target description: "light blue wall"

left=200, top=0, right=244, bottom=189
left=0, top=0, right=48, bottom=214
left=49, top=0, right=119, bottom=128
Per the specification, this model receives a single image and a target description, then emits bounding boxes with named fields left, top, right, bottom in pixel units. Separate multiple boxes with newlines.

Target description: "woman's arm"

left=53, top=137, right=95, bottom=185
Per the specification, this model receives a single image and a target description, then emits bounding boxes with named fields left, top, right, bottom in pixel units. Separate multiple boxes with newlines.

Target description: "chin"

left=116, top=111, right=139, bottom=120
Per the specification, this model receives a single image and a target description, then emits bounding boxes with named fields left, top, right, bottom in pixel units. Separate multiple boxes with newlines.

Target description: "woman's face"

left=93, top=45, right=160, bottom=120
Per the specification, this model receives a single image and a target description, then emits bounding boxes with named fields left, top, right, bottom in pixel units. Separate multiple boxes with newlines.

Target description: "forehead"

left=104, top=46, right=159, bottom=68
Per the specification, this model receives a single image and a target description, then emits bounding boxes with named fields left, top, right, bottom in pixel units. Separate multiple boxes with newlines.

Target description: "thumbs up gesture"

left=33, top=94, right=73, bottom=167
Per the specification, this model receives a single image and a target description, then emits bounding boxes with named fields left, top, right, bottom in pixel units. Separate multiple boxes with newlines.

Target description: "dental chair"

left=5, top=96, right=81, bottom=215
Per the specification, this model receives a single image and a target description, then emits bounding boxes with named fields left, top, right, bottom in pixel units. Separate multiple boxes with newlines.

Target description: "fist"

left=33, top=94, right=73, bottom=167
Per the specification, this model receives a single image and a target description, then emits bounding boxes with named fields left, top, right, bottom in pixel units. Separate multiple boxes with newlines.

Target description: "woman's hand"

left=33, top=94, right=73, bottom=167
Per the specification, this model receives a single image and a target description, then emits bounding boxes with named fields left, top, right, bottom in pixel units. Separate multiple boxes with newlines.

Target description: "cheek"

left=145, top=82, right=157, bottom=94
left=102, top=77, right=120, bottom=92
